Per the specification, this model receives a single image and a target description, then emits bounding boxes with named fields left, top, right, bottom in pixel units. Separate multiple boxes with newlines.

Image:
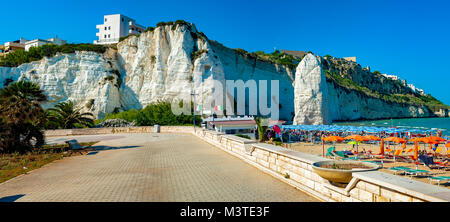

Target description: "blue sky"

left=1, top=0, right=449, bottom=104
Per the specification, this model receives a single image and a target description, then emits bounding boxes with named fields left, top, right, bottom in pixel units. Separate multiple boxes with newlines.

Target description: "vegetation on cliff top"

left=0, top=43, right=106, bottom=67
left=96, top=101, right=202, bottom=127
left=323, top=57, right=448, bottom=111
left=230, top=48, right=303, bottom=71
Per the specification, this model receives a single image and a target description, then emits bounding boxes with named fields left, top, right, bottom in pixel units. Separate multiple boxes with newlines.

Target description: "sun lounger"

left=326, top=147, right=336, bottom=158
left=367, top=150, right=385, bottom=159
left=428, top=176, right=450, bottom=186
left=334, top=151, right=348, bottom=159
left=363, top=160, right=383, bottom=167
left=404, top=168, right=431, bottom=178
left=343, top=156, right=359, bottom=161
left=418, top=154, right=446, bottom=170
left=388, top=167, right=410, bottom=175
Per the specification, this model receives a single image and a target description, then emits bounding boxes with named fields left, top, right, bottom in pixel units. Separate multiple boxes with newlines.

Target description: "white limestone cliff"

left=0, top=51, right=120, bottom=119
left=293, top=54, right=331, bottom=125
left=0, top=24, right=444, bottom=122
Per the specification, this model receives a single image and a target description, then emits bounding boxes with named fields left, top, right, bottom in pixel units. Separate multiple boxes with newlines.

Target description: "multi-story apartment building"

left=24, top=36, right=66, bottom=51
left=2, top=36, right=66, bottom=54
left=3, top=38, right=28, bottom=53
left=94, top=14, right=146, bottom=45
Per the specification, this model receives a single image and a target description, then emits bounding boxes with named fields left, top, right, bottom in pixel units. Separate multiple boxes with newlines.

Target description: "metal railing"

left=94, top=38, right=119, bottom=44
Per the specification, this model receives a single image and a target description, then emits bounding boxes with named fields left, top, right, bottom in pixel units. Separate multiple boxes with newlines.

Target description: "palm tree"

left=0, top=80, right=47, bottom=153
left=254, top=116, right=268, bottom=142
left=48, top=100, right=94, bottom=129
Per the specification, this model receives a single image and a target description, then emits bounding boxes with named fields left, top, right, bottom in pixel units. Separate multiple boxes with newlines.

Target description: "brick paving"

left=0, top=133, right=319, bottom=202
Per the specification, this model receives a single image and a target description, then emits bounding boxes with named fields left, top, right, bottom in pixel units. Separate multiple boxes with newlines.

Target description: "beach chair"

left=334, top=151, right=349, bottom=159
left=432, top=147, right=444, bottom=158
left=418, top=154, right=446, bottom=170
left=363, top=160, right=383, bottom=167
left=392, top=150, right=403, bottom=161
left=428, top=176, right=450, bottom=186
left=404, top=148, right=413, bottom=155
left=385, top=148, right=393, bottom=154
left=65, top=139, right=94, bottom=155
left=367, top=150, right=385, bottom=159
left=404, top=168, right=431, bottom=178
left=343, top=156, right=359, bottom=161
left=388, top=167, right=411, bottom=175
left=326, top=147, right=336, bottom=158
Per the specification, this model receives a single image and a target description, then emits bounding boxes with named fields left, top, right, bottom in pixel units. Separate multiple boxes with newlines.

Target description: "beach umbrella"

left=408, top=137, right=424, bottom=143
left=446, top=143, right=450, bottom=148
left=322, top=136, right=345, bottom=142
left=427, top=136, right=446, bottom=142
left=384, top=137, right=407, bottom=143
left=344, top=135, right=368, bottom=153
left=384, top=137, right=406, bottom=161
left=364, top=135, right=381, bottom=141
left=322, top=136, right=345, bottom=157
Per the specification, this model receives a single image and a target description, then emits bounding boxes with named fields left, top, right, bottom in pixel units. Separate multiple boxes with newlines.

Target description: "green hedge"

left=0, top=43, right=106, bottom=67
left=96, top=101, right=202, bottom=126
left=136, top=101, right=201, bottom=126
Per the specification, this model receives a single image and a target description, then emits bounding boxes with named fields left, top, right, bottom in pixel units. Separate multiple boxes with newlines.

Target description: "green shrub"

left=235, top=134, right=251, bottom=139
left=102, top=109, right=139, bottom=123
left=191, top=49, right=208, bottom=62
left=119, top=34, right=140, bottom=42
left=0, top=44, right=106, bottom=67
left=135, top=101, right=201, bottom=126
left=96, top=101, right=202, bottom=127
left=234, top=48, right=248, bottom=55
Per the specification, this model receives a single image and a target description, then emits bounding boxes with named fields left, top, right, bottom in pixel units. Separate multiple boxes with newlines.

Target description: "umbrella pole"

left=322, top=140, right=324, bottom=157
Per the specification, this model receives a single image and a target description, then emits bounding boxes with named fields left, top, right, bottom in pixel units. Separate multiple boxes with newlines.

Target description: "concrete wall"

left=45, top=127, right=450, bottom=202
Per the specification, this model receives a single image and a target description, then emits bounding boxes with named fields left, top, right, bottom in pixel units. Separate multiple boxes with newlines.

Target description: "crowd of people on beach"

left=265, top=128, right=444, bottom=144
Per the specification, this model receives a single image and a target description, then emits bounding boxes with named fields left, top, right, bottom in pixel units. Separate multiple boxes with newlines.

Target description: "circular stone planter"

left=312, top=160, right=380, bottom=185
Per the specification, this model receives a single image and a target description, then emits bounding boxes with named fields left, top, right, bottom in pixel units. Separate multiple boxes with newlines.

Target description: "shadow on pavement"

left=0, top=194, right=25, bottom=202
left=86, top=145, right=141, bottom=155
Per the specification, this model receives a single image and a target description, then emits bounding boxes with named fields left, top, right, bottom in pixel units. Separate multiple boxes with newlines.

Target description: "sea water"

left=334, top=117, right=450, bottom=136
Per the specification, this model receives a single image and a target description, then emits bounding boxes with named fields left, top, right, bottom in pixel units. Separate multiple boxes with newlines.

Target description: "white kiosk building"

left=94, top=14, right=146, bottom=45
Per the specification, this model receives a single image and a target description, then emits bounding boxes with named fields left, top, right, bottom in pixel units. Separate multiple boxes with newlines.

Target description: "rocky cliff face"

left=292, top=55, right=439, bottom=124
left=293, top=54, right=330, bottom=125
left=0, top=23, right=446, bottom=123
left=0, top=51, right=121, bottom=118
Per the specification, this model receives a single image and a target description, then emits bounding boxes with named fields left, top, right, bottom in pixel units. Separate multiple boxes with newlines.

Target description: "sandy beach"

left=271, top=141, right=450, bottom=188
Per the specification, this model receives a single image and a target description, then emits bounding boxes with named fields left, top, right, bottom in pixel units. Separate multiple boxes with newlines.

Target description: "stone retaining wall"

left=45, top=127, right=450, bottom=202
left=45, top=126, right=195, bottom=137
left=194, top=129, right=450, bottom=202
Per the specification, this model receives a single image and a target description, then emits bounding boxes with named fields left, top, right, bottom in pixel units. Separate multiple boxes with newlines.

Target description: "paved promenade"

left=0, top=133, right=319, bottom=202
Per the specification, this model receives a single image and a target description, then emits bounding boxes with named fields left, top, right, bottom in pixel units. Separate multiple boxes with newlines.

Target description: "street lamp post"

left=191, top=91, right=198, bottom=132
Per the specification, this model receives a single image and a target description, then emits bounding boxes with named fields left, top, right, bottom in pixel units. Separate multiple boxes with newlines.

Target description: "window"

left=108, top=34, right=111, bottom=38
left=105, top=27, right=107, bottom=30
left=105, top=18, right=107, bottom=22
left=104, top=35, right=107, bottom=38
left=122, top=18, right=124, bottom=22
left=109, top=26, right=111, bottom=30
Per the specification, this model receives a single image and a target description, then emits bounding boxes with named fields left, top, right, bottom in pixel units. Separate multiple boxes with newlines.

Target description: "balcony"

left=94, top=38, right=120, bottom=45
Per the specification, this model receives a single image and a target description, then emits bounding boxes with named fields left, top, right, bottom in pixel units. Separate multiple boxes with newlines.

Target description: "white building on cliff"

left=94, top=14, right=146, bottom=45
left=24, top=36, right=66, bottom=51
